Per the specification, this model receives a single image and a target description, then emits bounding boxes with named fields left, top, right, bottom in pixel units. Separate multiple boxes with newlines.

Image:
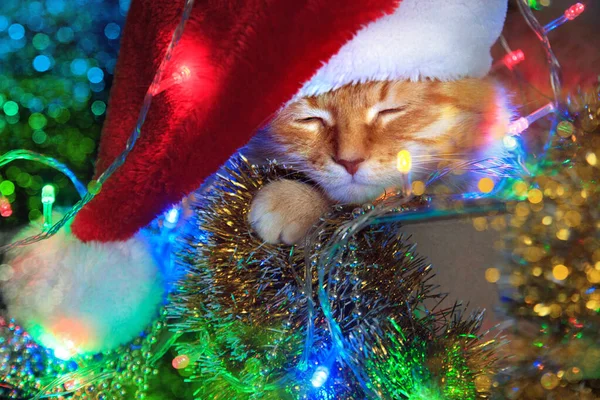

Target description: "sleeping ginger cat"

left=246, top=79, right=511, bottom=245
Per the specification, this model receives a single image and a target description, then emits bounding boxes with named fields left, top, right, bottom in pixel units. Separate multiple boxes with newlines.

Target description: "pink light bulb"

left=172, top=354, right=190, bottom=369
left=64, top=380, right=78, bottom=391
left=0, top=199, right=12, bottom=218
left=508, top=118, right=529, bottom=135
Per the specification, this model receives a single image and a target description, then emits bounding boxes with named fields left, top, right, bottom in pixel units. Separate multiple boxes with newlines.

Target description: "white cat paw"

left=248, top=179, right=329, bottom=245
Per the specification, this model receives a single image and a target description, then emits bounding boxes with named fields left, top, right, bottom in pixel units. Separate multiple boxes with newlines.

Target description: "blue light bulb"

left=311, top=366, right=329, bottom=388
left=164, top=207, right=180, bottom=228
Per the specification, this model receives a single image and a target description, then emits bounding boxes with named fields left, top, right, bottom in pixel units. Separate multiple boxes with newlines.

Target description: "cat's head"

left=254, top=78, right=512, bottom=204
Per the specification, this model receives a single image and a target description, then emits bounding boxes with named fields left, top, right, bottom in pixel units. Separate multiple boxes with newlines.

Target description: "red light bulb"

left=152, top=65, right=192, bottom=95
left=565, top=3, right=585, bottom=20
left=503, top=49, right=525, bottom=69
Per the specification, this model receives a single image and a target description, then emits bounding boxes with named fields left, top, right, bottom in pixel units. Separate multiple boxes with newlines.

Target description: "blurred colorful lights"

left=0, top=0, right=128, bottom=226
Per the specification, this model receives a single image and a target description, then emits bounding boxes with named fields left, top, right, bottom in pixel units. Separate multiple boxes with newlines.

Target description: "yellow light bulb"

left=485, top=268, right=500, bottom=283
left=412, top=180, right=426, bottom=195
left=553, top=264, right=569, bottom=281
left=478, top=177, right=495, bottom=193
left=397, top=150, right=412, bottom=173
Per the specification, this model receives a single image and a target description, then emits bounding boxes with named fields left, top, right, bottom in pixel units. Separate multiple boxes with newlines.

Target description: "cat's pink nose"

left=334, top=157, right=365, bottom=175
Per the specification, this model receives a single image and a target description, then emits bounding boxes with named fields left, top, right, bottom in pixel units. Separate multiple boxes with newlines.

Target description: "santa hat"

left=3, top=0, right=507, bottom=355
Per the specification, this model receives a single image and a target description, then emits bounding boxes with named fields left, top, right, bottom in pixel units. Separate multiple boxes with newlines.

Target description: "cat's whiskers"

left=410, top=153, right=470, bottom=158
left=409, top=155, right=473, bottom=163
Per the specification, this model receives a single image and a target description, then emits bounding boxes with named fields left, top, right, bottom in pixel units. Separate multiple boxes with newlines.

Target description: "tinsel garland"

left=5, top=108, right=598, bottom=398
left=168, top=156, right=499, bottom=399
left=496, top=88, right=600, bottom=399
left=0, top=156, right=499, bottom=399
left=0, top=2, right=597, bottom=399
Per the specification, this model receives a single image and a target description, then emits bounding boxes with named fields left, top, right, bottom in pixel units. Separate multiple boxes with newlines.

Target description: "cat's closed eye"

left=377, top=106, right=407, bottom=116
left=294, top=116, right=327, bottom=130
left=296, top=117, right=325, bottom=124
left=369, top=105, right=408, bottom=125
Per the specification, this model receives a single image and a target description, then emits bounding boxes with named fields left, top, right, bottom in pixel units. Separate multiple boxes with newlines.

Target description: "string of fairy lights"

left=0, top=0, right=588, bottom=254
left=395, top=1, right=586, bottom=202
left=0, top=1, right=594, bottom=399
left=307, top=2, right=590, bottom=395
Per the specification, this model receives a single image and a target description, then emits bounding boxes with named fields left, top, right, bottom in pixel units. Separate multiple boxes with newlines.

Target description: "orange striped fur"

left=250, top=78, right=510, bottom=204
left=246, top=78, right=511, bottom=244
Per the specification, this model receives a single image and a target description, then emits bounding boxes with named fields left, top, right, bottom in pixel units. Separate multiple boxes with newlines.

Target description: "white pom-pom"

left=1, top=224, right=164, bottom=357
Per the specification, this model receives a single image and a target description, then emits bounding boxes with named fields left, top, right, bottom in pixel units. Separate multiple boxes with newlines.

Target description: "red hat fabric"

left=3, top=0, right=404, bottom=356
left=71, top=0, right=401, bottom=243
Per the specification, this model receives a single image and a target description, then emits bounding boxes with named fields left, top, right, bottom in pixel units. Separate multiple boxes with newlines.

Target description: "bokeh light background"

left=0, top=0, right=129, bottom=227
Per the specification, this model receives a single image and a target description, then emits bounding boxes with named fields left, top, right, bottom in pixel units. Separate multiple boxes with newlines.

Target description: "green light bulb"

left=42, top=185, right=56, bottom=205
left=42, top=185, right=56, bottom=231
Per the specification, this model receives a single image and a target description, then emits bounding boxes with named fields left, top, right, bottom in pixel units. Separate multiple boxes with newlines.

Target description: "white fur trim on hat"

left=1, top=219, right=165, bottom=356
left=296, top=0, right=507, bottom=98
